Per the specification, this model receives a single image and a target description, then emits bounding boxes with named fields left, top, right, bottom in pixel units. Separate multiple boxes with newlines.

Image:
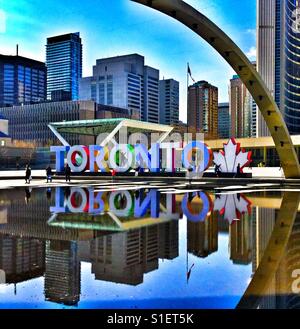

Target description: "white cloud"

left=246, top=46, right=256, bottom=60
left=0, top=10, right=6, bottom=33
left=246, top=29, right=256, bottom=37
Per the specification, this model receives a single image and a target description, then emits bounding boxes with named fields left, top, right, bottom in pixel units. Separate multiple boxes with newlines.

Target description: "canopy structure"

left=48, top=118, right=174, bottom=147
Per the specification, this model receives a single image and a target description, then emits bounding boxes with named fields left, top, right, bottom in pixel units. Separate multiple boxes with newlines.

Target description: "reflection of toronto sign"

left=50, top=187, right=251, bottom=223
left=50, top=138, right=251, bottom=174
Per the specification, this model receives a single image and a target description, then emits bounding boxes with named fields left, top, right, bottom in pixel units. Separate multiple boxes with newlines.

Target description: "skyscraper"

left=143, top=66, right=160, bottom=123
left=79, top=54, right=160, bottom=122
left=229, top=75, right=253, bottom=138
left=218, top=102, right=230, bottom=139
left=159, top=78, right=179, bottom=125
left=257, top=0, right=300, bottom=136
left=46, top=32, right=82, bottom=101
left=187, top=80, right=218, bottom=139
left=0, top=54, right=46, bottom=107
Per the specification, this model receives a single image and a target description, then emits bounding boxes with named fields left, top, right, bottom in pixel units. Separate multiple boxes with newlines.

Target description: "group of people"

left=24, top=163, right=72, bottom=184
left=214, top=163, right=242, bottom=177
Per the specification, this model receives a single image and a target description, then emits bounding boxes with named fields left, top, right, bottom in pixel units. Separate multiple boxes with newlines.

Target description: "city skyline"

left=0, top=0, right=256, bottom=122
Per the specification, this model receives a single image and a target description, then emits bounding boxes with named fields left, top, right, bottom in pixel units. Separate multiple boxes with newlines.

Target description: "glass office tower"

left=159, top=78, right=179, bottom=125
left=79, top=54, right=160, bottom=122
left=0, top=54, right=46, bottom=107
left=284, top=0, right=300, bottom=134
left=46, top=32, right=82, bottom=101
left=257, top=0, right=300, bottom=136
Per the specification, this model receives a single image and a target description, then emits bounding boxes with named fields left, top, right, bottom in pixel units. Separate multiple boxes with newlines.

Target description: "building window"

left=107, top=75, right=113, bottom=105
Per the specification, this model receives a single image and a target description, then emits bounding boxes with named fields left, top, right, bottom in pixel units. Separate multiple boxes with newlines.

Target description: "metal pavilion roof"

left=48, top=118, right=174, bottom=146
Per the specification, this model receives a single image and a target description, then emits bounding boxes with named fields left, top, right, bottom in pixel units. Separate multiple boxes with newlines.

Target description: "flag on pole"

left=187, top=63, right=195, bottom=82
left=187, top=263, right=195, bottom=283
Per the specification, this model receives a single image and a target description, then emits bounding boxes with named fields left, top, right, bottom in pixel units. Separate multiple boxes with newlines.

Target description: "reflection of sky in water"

left=0, top=217, right=252, bottom=309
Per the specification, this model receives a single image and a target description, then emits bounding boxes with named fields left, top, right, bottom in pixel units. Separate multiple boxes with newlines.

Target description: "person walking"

left=46, top=165, right=52, bottom=183
left=25, top=164, right=31, bottom=184
left=65, top=163, right=71, bottom=182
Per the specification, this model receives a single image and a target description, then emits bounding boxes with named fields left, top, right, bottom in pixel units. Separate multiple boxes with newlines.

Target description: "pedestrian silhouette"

left=65, top=163, right=71, bottom=182
left=25, top=164, right=31, bottom=184
left=235, top=163, right=241, bottom=178
left=46, top=165, right=52, bottom=183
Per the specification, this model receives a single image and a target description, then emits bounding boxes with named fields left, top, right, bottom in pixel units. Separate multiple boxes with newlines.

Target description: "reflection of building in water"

left=253, top=207, right=276, bottom=309
left=229, top=213, right=253, bottom=265
left=84, top=221, right=178, bottom=286
left=45, top=240, right=80, bottom=306
left=254, top=208, right=276, bottom=269
left=217, top=214, right=229, bottom=233
left=158, top=221, right=178, bottom=259
left=187, top=213, right=218, bottom=258
left=275, top=214, right=300, bottom=309
left=0, top=205, right=7, bottom=225
left=0, top=190, right=93, bottom=241
left=0, top=234, right=45, bottom=284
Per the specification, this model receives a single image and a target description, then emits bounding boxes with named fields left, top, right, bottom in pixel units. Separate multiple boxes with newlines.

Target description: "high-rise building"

left=187, top=80, right=218, bottom=139
left=0, top=54, right=46, bottom=107
left=257, top=0, right=300, bottom=136
left=143, top=66, right=160, bottom=123
left=218, top=102, right=230, bottom=139
left=251, top=98, right=257, bottom=137
left=46, top=32, right=82, bottom=101
left=229, top=75, right=253, bottom=138
left=159, top=78, right=179, bottom=125
left=79, top=54, right=160, bottom=122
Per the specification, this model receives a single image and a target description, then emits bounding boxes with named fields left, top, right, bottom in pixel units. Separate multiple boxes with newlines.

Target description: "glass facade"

left=145, top=74, right=159, bottom=123
left=159, top=79, right=179, bottom=125
left=0, top=101, right=95, bottom=146
left=218, top=102, right=230, bottom=139
left=79, top=54, right=160, bottom=122
left=0, top=55, right=46, bottom=107
left=284, top=0, right=300, bottom=134
left=128, top=73, right=142, bottom=119
left=46, top=33, right=82, bottom=101
left=268, top=0, right=300, bottom=134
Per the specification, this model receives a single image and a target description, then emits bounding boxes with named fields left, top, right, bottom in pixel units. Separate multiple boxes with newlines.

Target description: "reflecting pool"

left=0, top=184, right=299, bottom=309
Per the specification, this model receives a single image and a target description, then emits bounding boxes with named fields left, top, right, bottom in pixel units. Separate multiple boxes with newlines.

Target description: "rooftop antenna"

left=16, top=44, right=19, bottom=56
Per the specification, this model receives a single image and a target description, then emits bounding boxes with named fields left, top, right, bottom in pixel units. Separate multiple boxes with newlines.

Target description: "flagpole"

left=186, top=62, right=189, bottom=284
left=187, top=62, right=189, bottom=135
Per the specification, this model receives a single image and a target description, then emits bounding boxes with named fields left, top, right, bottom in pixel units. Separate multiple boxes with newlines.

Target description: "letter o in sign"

left=67, top=146, right=88, bottom=172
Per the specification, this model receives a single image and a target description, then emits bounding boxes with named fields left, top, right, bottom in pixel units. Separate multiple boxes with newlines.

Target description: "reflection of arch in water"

left=131, top=0, right=300, bottom=178
left=0, top=269, right=5, bottom=284
left=237, top=192, right=300, bottom=309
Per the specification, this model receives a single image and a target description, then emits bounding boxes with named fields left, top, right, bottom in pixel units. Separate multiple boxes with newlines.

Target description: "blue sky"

left=0, top=0, right=256, bottom=122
